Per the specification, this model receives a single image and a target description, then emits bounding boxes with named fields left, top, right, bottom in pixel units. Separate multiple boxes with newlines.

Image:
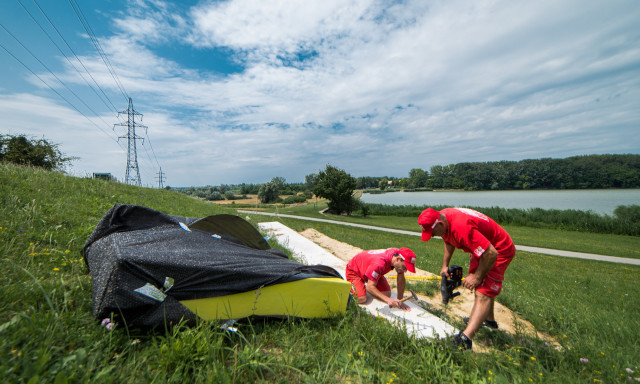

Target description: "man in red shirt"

left=419, top=207, right=516, bottom=350
left=345, top=247, right=417, bottom=310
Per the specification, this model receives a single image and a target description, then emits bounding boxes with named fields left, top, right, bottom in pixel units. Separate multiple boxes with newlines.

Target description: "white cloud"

left=2, top=0, right=638, bottom=186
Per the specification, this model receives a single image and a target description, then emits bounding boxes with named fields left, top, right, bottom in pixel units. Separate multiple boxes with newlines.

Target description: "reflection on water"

left=359, top=189, right=640, bottom=216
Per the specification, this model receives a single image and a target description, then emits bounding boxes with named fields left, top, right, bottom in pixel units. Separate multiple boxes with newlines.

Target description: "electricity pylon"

left=114, top=98, right=146, bottom=186
left=156, top=167, right=166, bottom=189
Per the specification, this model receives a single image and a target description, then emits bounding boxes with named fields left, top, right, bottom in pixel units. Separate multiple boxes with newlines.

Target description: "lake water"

left=359, top=189, right=640, bottom=216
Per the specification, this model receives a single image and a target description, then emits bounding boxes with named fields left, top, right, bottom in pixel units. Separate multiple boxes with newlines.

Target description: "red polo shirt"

left=441, top=208, right=515, bottom=281
left=345, top=248, right=399, bottom=284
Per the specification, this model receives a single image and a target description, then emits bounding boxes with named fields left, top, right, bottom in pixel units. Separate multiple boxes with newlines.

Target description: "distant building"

left=93, top=173, right=115, bottom=181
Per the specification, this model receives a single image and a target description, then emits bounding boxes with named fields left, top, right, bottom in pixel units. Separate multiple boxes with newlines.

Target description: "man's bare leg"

left=485, top=299, right=495, bottom=322
left=463, top=291, right=493, bottom=339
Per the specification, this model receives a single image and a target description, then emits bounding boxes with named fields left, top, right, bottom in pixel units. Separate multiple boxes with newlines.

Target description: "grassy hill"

left=1, top=162, right=639, bottom=383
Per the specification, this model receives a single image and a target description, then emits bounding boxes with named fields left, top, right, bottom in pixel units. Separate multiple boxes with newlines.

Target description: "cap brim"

left=421, top=229, right=433, bottom=242
left=405, top=262, right=416, bottom=273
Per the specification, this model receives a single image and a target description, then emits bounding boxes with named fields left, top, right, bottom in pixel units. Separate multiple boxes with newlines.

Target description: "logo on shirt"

left=473, top=246, right=485, bottom=257
left=371, top=271, right=379, bottom=280
left=455, top=208, right=489, bottom=221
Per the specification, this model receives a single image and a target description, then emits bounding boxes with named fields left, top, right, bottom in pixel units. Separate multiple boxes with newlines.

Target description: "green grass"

left=2, top=162, right=639, bottom=383
left=250, top=203, right=640, bottom=259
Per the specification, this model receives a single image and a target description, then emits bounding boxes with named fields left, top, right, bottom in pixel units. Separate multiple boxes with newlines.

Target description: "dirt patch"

left=209, top=194, right=316, bottom=206
left=207, top=194, right=261, bottom=205
left=299, top=228, right=560, bottom=351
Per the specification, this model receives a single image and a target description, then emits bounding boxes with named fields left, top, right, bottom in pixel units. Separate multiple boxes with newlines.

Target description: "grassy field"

left=1, top=162, right=639, bottom=383
left=242, top=202, right=640, bottom=259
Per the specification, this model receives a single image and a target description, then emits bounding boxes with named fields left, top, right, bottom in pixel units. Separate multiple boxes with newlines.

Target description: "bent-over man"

left=345, top=247, right=417, bottom=311
left=419, top=207, right=516, bottom=350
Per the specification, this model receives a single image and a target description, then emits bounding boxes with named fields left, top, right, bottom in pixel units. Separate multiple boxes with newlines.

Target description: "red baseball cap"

left=418, top=208, right=440, bottom=241
left=398, top=247, right=417, bottom=273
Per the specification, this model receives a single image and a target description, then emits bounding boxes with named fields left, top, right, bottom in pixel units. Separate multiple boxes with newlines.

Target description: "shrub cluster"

left=359, top=203, right=640, bottom=236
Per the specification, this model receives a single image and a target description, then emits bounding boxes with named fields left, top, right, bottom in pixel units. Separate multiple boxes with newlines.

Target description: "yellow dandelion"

left=392, top=373, right=397, bottom=378
left=53, top=267, right=60, bottom=271
left=531, top=356, right=536, bottom=361
left=529, top=379, right=533, bottom=382
left=359, top=351, right=363, bottom=356
left=489, top=370, right=493, bottom=375
left=65, top=250, right=71, bottom=254
left=563, top=334, right=567, bottom=338
left=600, top=352, right=605, bottom=356
left=539, top=373, right=543, bottom=376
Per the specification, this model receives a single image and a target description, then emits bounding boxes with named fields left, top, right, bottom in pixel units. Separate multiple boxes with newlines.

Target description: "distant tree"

left=313, top=165, right=358, bottom=215
left=305, top=173, right=318, bottom=191
left=258, top=178, right=282, bottom=203
left=408, top=168, right=428, bottom=188
left=208, top=191, right=223, bottom=201
left=0, top=134, right=75, bottom=171
left=271, top=177, right=286, bottom=191
left=378, top=177, right=388, bottom=190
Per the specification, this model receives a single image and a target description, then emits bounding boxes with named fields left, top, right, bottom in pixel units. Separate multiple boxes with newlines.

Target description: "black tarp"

left=83, top=204, right=341, bottom=328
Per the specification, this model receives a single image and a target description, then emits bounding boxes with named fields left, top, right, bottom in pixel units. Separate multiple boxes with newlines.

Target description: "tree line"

left=402, top=154, right=640, bottom=190
left=4, top=134, right=637, bottom=217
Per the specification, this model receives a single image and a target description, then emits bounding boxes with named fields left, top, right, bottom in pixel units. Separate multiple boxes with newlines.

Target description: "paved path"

left=238, top=210, right=640, bottom=266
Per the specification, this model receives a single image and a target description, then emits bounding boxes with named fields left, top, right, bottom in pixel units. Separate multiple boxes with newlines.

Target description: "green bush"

left=207, top=191, right=223, bottom=201
left=0, top=134, right=76, bottom=171
left=283, top=195, right=307, bottom=204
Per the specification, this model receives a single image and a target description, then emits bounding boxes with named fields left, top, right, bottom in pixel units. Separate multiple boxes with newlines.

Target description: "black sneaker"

left=462, top=317, right=499, bottom=329
left=484, top=320, right=498, bottom=329
left=452, top=332, right=472, bottom=350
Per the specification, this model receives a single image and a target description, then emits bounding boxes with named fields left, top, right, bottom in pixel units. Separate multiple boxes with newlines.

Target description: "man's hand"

left=440, top=266, right=450, bottom=279
left=388, top=298, right=411, bottom=311
left=462, top=273, right=481, bottom=290
left=463, top=244, right=498, bottom=291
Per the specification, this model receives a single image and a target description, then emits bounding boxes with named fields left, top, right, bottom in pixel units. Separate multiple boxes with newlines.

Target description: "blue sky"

left=1, top=0, right=639, bottom=187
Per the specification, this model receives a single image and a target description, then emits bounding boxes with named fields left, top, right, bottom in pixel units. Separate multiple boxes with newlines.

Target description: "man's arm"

left=395, top=273, right=410, bottom=310
left=366, top=282, right=409, bottom=310
left=440, top=242, right=456, bottom=277
left=396, top=273, right=405, bottom=300
left=463, top=244, right=498, bottom=290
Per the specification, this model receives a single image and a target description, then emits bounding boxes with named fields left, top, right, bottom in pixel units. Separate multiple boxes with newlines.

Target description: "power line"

left=0, top=22, right=117, bottom=131
left=66, top=0, right=129, bottom=102
left=143, top=129, right=162, bottom=169
left=16, top=0, right=120, bottom=115
left=0, top=40, right=125, bottom=149
left=6, top=1, right=163, bottom=186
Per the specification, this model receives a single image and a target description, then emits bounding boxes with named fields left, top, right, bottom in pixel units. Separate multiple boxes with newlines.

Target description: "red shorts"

left=471, top=248, right=515, bottom=298
left=346, top=270, right=390, bottom=298
left=476, top=275, right=503, bottom=298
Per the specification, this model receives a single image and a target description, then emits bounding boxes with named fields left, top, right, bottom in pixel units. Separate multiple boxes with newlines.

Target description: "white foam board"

left=258, top=221, right=457, bottom=339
